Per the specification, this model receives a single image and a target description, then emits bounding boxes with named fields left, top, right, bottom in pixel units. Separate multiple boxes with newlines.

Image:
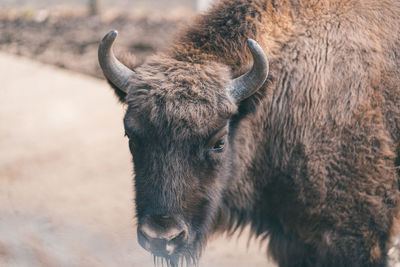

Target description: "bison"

left=98, top=0, right=400, bottom=266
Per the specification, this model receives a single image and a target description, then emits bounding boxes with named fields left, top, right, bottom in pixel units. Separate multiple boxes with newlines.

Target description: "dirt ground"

left=0, top=52, right=275, bottom=267
left=0, top=9, right=192, bottom=78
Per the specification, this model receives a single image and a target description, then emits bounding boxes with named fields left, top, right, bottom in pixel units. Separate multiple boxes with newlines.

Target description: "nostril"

left=164, top=226, right=188, bottom=242
left=169, top=229, right=187, bottom=243
left=139, top=223, right=159, bottom=240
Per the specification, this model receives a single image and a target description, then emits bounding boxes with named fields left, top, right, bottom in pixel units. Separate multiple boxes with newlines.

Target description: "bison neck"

left=198, top=0, right=400, bottom=243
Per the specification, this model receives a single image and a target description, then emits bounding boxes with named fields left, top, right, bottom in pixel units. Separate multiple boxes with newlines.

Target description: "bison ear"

left=107, top=78, right=128, bottom=103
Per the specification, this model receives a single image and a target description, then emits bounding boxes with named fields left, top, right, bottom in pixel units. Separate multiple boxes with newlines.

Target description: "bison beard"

left=98, top=0, right=400, bottom=266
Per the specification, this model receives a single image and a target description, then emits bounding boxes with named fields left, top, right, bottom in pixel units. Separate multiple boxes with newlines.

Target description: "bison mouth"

left=137, top=232, right=200, bottom=267
left=137, top=215, right=203, bottom=266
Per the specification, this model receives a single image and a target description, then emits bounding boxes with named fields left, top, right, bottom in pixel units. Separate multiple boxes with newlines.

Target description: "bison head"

left=98, top=30, right=268, bottom=266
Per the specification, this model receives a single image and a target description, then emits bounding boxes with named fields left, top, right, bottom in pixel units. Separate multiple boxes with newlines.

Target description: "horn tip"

left=247, top=39, right=261, bottom=50
left=101, top=30, right=118, bottom=43
left=247, top=39, right=256, bottom=45
left=109, top=29, right=118, bottom=36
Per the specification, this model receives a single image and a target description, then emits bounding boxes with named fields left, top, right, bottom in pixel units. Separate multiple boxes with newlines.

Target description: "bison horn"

left=98, top=30, right=134, bottom=94
left=228, top=39, right=269, bottom=102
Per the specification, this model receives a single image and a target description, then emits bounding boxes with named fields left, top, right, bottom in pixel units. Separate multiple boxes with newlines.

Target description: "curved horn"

left=228, top=39, right=269, bottom=102
left=98, top=30, right=134, bottom=93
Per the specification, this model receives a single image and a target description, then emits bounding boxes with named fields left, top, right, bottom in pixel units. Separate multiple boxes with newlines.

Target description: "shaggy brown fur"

left=104, top=0, right=400, bottom=266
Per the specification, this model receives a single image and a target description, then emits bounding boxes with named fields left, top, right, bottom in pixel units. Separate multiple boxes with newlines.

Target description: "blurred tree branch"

left=89, top=0, right=101, bottom=16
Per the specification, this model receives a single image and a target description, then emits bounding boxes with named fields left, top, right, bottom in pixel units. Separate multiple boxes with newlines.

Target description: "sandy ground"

left=0, top=52, right=275, bottom=267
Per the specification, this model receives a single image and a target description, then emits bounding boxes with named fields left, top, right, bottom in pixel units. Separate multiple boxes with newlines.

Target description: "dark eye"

left=212, top=139, right=225, bottom=152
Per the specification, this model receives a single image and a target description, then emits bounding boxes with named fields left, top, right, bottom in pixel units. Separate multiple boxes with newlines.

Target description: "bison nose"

left=138, top=215, right=188, bottom=256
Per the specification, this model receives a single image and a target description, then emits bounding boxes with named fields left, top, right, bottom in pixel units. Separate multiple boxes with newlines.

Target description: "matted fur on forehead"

left=125, top=55, right=237, bottom=137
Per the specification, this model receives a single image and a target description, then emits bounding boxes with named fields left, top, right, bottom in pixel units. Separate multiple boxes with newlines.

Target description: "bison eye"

left=212, top=139, right=225, bottom=152
left=207, top=125, right=228, bottom=152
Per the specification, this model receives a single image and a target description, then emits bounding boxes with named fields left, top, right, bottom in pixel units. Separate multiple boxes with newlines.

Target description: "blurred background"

left=0, top=1, right=275, bottom=266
